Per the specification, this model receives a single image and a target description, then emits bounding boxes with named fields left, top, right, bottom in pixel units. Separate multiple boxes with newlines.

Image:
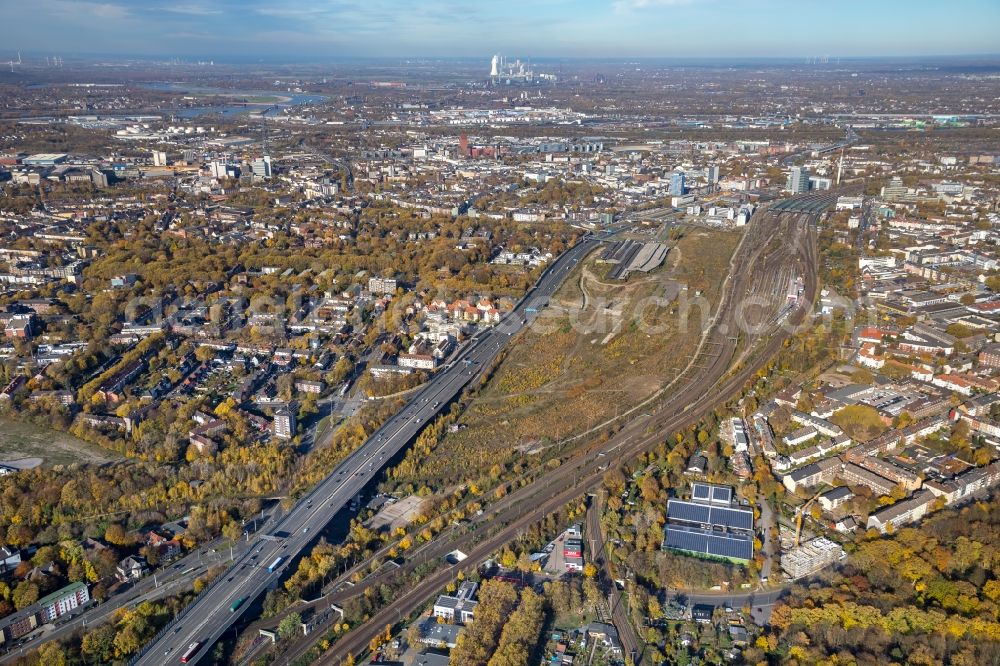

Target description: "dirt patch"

left=0, top=419, right=121, bottom=466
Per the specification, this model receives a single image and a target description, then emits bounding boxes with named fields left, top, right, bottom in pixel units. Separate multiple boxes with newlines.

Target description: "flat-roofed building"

left=782, top=537, right=846, bottom=579
left=432, top=581, right=478, bottom=624
left=689, top=482, right=733, bottom=506
left=662, top=484, right=754, bottom=563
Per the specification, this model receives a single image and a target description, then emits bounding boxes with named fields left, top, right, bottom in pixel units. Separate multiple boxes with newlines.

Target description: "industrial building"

left=23, top=153, right=67, bottom=166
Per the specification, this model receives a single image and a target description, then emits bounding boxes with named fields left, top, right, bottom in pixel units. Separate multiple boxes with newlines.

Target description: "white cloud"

left=613, top=0, right=704, bottom=10
left=32, top=0, right=131, bottom=21
left=254, top=6, right=331, bottom=18
left=162, top=4, right=223, bottom=15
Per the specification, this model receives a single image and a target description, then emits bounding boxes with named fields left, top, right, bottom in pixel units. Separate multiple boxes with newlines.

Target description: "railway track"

left=268, top=211, right=819, bottom=665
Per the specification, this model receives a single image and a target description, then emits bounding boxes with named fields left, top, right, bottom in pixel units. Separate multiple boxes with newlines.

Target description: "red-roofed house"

left=858, top=327, right=887, bottom=345
left=932, top=374, right=973, bottom=396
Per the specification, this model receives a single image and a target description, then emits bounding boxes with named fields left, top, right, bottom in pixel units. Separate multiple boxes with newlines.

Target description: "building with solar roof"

left=662, top=482, right=755, bottom=563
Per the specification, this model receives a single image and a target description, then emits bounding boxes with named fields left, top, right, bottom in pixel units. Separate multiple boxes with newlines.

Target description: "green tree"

left=12, top=581, right=39, bottom=610
left=278, top=612, right=303, bottom=639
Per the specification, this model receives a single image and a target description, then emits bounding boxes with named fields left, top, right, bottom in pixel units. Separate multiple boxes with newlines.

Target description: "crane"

left=794, top=489, right=825, bottom=547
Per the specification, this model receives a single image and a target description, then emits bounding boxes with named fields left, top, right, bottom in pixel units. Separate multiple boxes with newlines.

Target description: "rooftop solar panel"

left=667, top=500, right=753, bottom=531
left=710, top=506, right=754, bottom=531
left=667, top=500, right=711, bottom=524
left=712, top=486, right=733, bottom=503
left=706, top=534, right=753, bottom=561
left=664, top=526, right=709, bottom=552
left=689, top=482, right=734, bottom=506
left=663, top=526, right=753, bottom=561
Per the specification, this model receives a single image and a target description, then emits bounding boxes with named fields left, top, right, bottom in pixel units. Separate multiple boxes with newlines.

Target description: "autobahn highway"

left=306, top=207, right=820, bottom=664
left=133, top=234, right=603, bottom=666
left=0, top=508, right=282, bottom=664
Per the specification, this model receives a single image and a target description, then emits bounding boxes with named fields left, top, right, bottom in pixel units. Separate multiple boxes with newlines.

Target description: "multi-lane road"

left=133, top=234, right=602, bottom=665
left=303, top=208, right=820, bottom=664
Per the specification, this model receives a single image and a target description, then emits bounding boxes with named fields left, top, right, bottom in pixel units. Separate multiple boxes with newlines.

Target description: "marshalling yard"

left=251, top=199, right=822, bottom=666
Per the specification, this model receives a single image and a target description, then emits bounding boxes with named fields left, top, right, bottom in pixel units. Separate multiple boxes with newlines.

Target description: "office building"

left=881, top=176, right=908, bottom=201
left=432, top=581, right=478, bottom=624
left=809, top=176, right=832, bottom=190
left=251, top=156, right=272, bottom=179
left=152, top=151, right=167, bottom=167
left=669, top=172, right=686, bottom=197
left=210, top=162, right=239, bottom=179
left=707, top=165, right=720, bottom=184
left=786, top=166, right=810, bottom=194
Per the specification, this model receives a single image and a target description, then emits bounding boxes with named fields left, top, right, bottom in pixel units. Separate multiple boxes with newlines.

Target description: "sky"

left=0, top=0, right=998, bottom=61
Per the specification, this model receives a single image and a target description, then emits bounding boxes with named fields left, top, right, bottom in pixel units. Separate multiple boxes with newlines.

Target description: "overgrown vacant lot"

left=388, top=227, right=741, bottom=491
left=0, top=418, right=121, bottom=467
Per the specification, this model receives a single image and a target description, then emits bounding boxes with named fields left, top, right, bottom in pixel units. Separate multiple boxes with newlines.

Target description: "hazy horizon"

left=1, top=0, right=998, bottom=61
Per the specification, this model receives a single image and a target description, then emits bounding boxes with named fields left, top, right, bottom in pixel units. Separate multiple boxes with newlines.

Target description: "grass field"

left=0, top=419, right=121, bottom=467
left=389, top=227, right=741, bottom=490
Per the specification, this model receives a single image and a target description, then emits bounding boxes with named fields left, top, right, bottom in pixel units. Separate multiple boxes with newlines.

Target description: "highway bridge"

left=132, top=234, right=604, bottom=666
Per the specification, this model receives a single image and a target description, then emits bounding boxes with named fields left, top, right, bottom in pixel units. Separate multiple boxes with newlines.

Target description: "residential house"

left=116, top=556, right=148, bottom=582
